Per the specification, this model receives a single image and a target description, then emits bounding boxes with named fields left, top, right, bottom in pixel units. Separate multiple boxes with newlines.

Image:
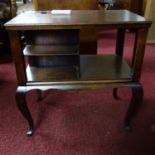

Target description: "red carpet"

left=0, top=30, right=155, bottom=155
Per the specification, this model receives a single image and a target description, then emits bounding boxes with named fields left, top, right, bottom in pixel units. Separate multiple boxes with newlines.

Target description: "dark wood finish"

left=28, top=55, right=79, bottom=67
left=26, top=65, right=79, bottom=82
left=5, top=10, right=151, bottom=135
left=8, top=31, right=26, bottom=85
left=25, top=29, right=79, bottom=45
left=132, top=28, right=149, bottom=81
left=115, top=28, right=126, bottom=57
left=16, top=87, right=33, bottom=136
left=34, top=0, right=98, bottom=55
left=5, top=10, right=151, bottom=30
left=26, top=55, right=131, bottom=83
left=79, top=28, right=97, bottom=54
left=124, top=83, right=143, bottom=130
left=23, top=45, right=79, bottom=55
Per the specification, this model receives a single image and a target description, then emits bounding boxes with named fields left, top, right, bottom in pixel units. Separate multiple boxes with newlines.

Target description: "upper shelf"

left=4, top=10, right=152, bottom=30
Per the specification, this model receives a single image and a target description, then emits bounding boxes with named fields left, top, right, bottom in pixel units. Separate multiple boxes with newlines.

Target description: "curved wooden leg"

left=113, top=88, right=120, bottom=100
left=124, top=84, right=143, bottom=131
left=36, top=89, right=43, bottom=102
left=16, top=87, right=34, bottom=136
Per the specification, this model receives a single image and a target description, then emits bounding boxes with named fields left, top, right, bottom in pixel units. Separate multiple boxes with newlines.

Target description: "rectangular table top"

left=5, top=10, right=152, bottom=30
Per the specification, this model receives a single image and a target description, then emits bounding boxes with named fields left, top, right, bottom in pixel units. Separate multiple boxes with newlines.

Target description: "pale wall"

left=145, top=0, right=155, bottom=42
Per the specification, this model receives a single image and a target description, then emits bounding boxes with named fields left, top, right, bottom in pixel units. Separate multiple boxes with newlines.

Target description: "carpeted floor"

left=0, top=30, right=155, bottom=155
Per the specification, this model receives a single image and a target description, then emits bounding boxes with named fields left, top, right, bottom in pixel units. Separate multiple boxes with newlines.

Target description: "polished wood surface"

left=23, top=45, right=79, bottom=55
left=33, top=0, right=98, bottom=55
left=5, top=10, right=152, bottom=136
left=5, top=10, right=151, bottom=30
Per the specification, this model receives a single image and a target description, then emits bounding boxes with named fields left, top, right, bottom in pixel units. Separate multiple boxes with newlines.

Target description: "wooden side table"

left=5, top=10, right=152, bottom=136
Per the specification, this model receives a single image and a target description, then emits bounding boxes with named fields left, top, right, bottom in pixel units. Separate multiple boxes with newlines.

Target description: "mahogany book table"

left=5, top=10, right=151, bottom=136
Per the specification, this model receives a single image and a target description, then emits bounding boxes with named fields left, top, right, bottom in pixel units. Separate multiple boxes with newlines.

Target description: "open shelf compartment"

left=26, top=55, right=132, bottom=84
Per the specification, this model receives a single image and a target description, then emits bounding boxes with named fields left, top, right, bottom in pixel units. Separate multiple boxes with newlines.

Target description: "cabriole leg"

left=124, top=84, right=143, bottom=131
left=16, top=87, right=34, bottom=136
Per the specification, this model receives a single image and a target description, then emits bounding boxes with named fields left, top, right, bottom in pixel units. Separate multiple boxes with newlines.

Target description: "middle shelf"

left=23, top=44, right=79, bottom=55
left=26, top=55, right=132, bottom=84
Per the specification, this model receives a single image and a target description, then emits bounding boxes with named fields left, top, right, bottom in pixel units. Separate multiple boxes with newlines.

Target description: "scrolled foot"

left=27, top=128, right=33, bottom=136
left=113, top=88, right=120, bottom=100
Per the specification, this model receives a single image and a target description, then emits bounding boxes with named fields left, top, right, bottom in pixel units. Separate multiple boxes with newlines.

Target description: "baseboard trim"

left=147, top=40, right=155, bottom=44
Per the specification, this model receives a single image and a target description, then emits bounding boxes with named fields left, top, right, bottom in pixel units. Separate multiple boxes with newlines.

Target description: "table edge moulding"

left=4, top=10, right=152, bottom=136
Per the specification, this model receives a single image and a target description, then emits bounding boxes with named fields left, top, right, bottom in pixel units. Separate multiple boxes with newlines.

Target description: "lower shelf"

left=26, top=55, right=132, bottom=84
